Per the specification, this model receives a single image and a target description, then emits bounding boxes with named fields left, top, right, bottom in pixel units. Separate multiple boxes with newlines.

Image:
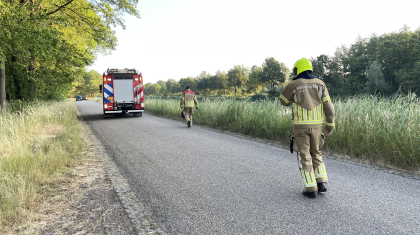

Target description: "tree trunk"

left=11, top=54, right=17, bottom=100
left=29, top=76, right=35, bottom=101
left=28, top=5, right=36, bottom=101
left=0, top=58, right=6, bottom=112
left=28, top=52, right=35, bottom=101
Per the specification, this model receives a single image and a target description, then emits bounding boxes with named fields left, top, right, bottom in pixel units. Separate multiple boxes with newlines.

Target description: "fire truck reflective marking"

left=133, top=84, right=143, bottom=103
left=139, top=91, right=143, bottom=101
left=104, top=83, right=113, bottom=103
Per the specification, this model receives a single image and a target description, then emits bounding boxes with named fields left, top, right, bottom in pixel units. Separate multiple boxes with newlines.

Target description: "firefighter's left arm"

left=322, top=86, right=335, bottom=130
left=194, top=95, right=199, bottom=109
left=280, top=85, right=293, bottom=106
left=180, top=94, right=185, bottom=109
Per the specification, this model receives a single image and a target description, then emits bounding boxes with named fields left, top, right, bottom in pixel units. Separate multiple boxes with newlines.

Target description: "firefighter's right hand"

left=325, top=128, right=333, bottom=136
left=196, top=107, right=199, bottom=110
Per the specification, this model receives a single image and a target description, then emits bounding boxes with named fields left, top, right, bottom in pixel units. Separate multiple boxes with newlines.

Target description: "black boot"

left=303, top=189, right=318, bottom=198
left=187, top=120, right=191, bottom=128
left=318, top=182, right=327, bottom=193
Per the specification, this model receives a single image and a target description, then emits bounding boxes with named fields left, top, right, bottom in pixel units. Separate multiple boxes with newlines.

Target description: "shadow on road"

left=80, top=113, right=143, bottom=122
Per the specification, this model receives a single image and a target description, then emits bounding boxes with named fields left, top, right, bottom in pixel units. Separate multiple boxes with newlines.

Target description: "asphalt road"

left=77, top=100, right=420, bottom=235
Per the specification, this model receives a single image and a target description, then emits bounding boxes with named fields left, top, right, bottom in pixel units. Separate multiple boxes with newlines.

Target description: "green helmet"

left=293, top=58, right=313, bottom=76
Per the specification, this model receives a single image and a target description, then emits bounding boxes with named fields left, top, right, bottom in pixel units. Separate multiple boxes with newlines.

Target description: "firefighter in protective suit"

left=280, top=58, right=335, bottom=198
left=180, top=86, right=199, bottom=128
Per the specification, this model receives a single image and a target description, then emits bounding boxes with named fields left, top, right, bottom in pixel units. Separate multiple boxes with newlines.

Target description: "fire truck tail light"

left=104, top=104, right=107, bottom=109
left=134, top=78, right=139, bottom=81
left=103, top=77, right=107, bottom=82
left=141, top=103, right=144, bottom=108
left=107, top=78, right=112, bottom=81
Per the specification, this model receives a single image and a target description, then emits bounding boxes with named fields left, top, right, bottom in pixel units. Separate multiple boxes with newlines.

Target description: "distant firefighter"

left=280, top=58, right=335, bottom=198
left=180, top=86, right=199, bottom=128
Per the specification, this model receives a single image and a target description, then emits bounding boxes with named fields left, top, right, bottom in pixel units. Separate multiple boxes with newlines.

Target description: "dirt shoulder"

left=36, top=149, right=136, bottom=235
left=13, top=113, right=164, bottom=235
left=15, top=135, right=137, bottom=234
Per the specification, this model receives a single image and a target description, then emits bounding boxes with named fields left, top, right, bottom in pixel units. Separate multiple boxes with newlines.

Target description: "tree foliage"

left=166, top=78, right=180, bottom=94
left=179, top=77, right=195, bottom=91
left=0, top=0, right=140, bottom=109
left=227, top=65, right=249, bottom=94
left=365, top=61, right=387, bottom=94
left=247, top=65, right=262, bottom=94
left=261, top=57, right=287, bottom=90
left=311, top=25, right=420, bottom=96
left=68, top=70, right=102, bottom=98
left=396, top=61, right=420, bottom=93
left=215, top=70, right=228, bottom=95
left=195, top=71, right=211, bottom=95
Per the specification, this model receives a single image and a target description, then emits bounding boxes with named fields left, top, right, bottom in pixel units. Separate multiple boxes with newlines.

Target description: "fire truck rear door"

left=114, top=79, right=134, bottom=103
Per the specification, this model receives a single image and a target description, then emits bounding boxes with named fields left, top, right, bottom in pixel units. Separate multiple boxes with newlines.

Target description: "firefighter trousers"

left=293, top=127, right=328, bottom=192
left=182, top=107, right=194, bottom=123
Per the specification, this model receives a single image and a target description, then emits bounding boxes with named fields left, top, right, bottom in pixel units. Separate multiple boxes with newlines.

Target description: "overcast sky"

left=88, top=0, right=420, bottom=84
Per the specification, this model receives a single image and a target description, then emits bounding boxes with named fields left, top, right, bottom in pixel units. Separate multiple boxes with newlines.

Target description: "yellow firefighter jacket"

left=280, top=78, right=335, bottom=130
left=180, top=90, right=199, bottom=108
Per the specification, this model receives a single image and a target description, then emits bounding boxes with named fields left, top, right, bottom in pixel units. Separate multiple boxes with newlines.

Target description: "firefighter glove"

left=288, top=134, right=294, bottom=153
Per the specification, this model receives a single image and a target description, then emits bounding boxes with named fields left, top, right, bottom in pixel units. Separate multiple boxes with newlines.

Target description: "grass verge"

left=0, top=100, right=88, bottom=233
left=145, top=95, right=420, bottom=171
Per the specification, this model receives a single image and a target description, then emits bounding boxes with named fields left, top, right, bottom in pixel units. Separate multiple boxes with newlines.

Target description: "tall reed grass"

left=145, top=94, right=420, bottom=170
left=145, top=97, right=293, bottom=142
left=0, top=100, right=86, bottom=232
left=330, top=94, right=420, bottom=169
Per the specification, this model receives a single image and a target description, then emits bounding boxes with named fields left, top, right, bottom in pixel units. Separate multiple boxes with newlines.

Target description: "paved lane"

left=77, top=101, right=420, bottom=234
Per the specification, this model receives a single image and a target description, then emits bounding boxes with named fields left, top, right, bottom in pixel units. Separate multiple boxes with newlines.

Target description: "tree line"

left=311, top=25, right=420, bottom=96
left=145, top=25, right=420, bottom=97
left=144, top=57, right=291, bottom=97
left=0, top=0, right=140, bottom=110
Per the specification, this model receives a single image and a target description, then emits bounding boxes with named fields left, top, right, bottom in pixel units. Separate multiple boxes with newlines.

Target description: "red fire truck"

left=99, top=68, right=144, bottom=117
